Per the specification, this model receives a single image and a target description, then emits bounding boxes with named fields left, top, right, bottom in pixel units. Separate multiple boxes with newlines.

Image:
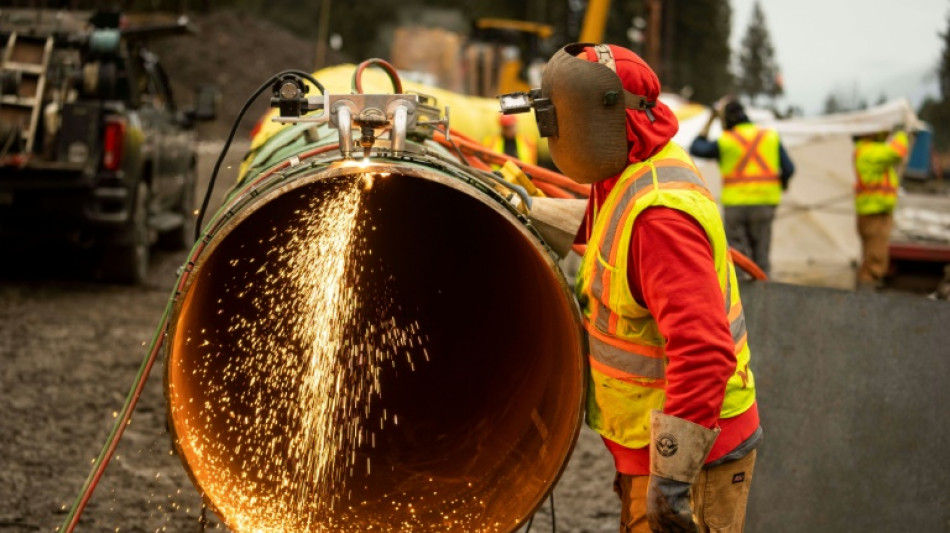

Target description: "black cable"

left=439, top=125, right=468, bottom=165
left=523, top=491, right=557, bottom=533
left=194, top=69, right=324, bottom=241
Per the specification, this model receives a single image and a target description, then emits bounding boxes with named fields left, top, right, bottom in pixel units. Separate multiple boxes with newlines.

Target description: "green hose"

left=57, top=266, right=186, bottom=532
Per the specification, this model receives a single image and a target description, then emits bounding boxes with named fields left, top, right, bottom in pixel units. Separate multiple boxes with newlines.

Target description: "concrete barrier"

left=740, top=281, right=950, bottom=532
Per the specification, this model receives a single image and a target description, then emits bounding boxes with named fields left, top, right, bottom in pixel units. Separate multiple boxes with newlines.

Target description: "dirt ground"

left=151, top=10, right=349, bottom=140
left=0, top=142, right=621, bottom=533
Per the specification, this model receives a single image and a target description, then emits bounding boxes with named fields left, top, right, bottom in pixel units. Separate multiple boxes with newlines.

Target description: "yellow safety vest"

left=483, top=134, right=538, bottom=167
left=575, top=141, right=756, bottom=449
left=717, top=123, right=782, bottom=206
left=854, top=131, right=908, bottom=215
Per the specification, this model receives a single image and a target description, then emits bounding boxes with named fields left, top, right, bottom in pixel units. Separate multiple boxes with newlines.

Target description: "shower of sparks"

left=170, top=175, right=435, bottom=532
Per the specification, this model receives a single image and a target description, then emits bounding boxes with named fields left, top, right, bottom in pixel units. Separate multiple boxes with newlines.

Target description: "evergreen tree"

left=823, top=92, right=844, bottom=115
left=940, top=9, right=950, bottom=103
left=664, top=0, right=733, bottom=104
left=737, top=1, right=782, bottom=105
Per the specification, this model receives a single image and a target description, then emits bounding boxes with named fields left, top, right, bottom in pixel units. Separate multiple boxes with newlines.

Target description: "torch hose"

left=433, top=131, right=592, bottom=198
left=573, top=243, right=768, bottom=281
left=196, top=69, right=325, bottom=241
left=55, top=137, right=341, bottom=531
left=59, top=291, right=175, bottom=532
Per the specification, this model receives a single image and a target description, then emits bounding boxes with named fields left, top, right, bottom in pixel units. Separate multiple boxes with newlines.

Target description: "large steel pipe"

left=165, top=160, right=585, bottom=532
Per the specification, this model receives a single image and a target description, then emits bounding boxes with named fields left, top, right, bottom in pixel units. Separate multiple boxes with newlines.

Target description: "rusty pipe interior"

left=165, top=162, right=585, bottom=532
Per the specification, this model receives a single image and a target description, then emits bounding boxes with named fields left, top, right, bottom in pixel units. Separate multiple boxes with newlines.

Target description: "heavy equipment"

left=0, top=9, right=216, bottom=283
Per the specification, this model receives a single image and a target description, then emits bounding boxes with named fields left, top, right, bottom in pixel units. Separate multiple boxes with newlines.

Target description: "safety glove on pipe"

left=646, top=410, right=720, bottom=533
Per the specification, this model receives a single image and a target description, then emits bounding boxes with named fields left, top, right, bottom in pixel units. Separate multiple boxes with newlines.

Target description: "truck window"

left=132, top=49, right=172, bottom=112
left=150, top=62, right=176, bottom=111
left=140, top=62, right=174, bottom=113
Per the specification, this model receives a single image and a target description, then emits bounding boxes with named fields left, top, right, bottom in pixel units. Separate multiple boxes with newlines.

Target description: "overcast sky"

left=730, top=0, right=948, bottom=115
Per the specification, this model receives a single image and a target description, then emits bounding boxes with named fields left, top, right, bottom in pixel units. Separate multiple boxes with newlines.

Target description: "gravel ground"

left=0, top=143, right=621, bottom=533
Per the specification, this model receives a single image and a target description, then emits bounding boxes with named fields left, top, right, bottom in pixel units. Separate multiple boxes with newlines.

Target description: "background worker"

left=689, top=101, right=795, bottom=276
left=530, top=43, right=761, bottom=532
left=852, top=128, right=909, bottom=290
left=483, top=113, right=537, bottom=167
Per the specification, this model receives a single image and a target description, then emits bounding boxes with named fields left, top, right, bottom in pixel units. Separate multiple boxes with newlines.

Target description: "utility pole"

left=314, top=0, right=331, bottom=70
left=644, top=0, right=662, bottom=73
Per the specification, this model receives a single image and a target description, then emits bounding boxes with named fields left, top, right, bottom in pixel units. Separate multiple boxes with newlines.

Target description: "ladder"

left=0, top=32, right=54, bottom=154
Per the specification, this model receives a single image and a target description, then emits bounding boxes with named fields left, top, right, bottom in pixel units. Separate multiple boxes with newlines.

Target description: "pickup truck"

left=0, top=9, right=215, bottom=283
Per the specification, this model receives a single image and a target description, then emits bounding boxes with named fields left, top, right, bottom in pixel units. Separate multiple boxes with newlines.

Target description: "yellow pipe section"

left=243, top=61, right=707, bottom=181
left=246, top=64, right=545, bottom=165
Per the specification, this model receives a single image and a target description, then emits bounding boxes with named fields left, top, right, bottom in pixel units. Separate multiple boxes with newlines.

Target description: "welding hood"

left=163, top=88, right=586, bottom=531
left=540, top=43, right=657, bottom=184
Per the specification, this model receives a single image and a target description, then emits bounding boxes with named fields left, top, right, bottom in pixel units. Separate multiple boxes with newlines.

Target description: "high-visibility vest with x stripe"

left=575, top=141, right=756, bottom=449
left=853, top=131, right=908, bottom=215
left=717, top=123, right=782, bottom=206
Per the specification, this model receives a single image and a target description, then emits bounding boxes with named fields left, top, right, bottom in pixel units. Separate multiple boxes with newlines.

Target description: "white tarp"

left=665, top=97, right=925, bottom=288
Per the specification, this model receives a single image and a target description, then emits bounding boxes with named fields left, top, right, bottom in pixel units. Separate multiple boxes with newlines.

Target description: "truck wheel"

left=158, top=165, right=197, bottom=250
left=100, top=181, right=151, bottom=284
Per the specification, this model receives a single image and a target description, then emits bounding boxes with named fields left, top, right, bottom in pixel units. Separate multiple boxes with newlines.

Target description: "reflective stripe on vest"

left=576, top=140, right=756, bottom=449
left=717, top=124, right=782, bottom=206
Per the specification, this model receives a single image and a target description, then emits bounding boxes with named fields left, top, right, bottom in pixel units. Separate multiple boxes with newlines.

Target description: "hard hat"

left=499, top=114, right=517, bottom=127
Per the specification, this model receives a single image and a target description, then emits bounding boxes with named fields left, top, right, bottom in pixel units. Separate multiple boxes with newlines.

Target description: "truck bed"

left=890, top=190, right=950, bottom=261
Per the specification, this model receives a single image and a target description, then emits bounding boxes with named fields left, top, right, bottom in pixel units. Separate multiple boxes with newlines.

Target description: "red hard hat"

left=499, top=114, right=517, bottom=127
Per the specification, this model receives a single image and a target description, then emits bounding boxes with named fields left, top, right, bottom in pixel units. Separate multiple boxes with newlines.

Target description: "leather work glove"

left=646, top=474, right=698, bottom=532
left=646, top=410, right=721, bottom=533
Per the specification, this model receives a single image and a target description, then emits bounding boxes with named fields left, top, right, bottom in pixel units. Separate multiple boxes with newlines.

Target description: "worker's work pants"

left=613, top=450, right=757, bottom=533
left=856, top=212, right=893, bottom=287
left=723, top=206, right=776, bottom=276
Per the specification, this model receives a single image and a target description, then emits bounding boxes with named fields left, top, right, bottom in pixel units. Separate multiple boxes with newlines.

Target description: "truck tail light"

left=102, top=118, right=126, bottom=171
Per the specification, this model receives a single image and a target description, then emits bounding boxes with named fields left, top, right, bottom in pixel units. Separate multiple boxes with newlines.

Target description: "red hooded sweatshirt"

left=574, top=45, right=760, bottom=475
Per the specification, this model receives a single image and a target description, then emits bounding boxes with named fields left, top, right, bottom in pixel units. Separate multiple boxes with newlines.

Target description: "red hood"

left=576, top=44, right=679, bottom=244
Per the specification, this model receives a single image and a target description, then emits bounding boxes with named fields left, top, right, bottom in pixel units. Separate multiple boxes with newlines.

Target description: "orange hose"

left=517, top=160, right=591, bottom=198
left=443, top=128, right=482, bottom=146
left=729, top=248, right=768, bottom=280
left=573, top=245, right=768, bottom=281
left=434, top=130, right=592, bottom=198
left=459, top=150, right=493, bottom=172
left=353, top=58, right=403, bottom=94
left=461, top=142, right=591, bottom=197
left=534, top=180, right=574, bottom=199
left=431, top=131, right=573, bottom=198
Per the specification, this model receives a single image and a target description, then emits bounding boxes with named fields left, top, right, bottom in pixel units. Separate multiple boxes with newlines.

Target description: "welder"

left=517, top=43, right=762, bottom=532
